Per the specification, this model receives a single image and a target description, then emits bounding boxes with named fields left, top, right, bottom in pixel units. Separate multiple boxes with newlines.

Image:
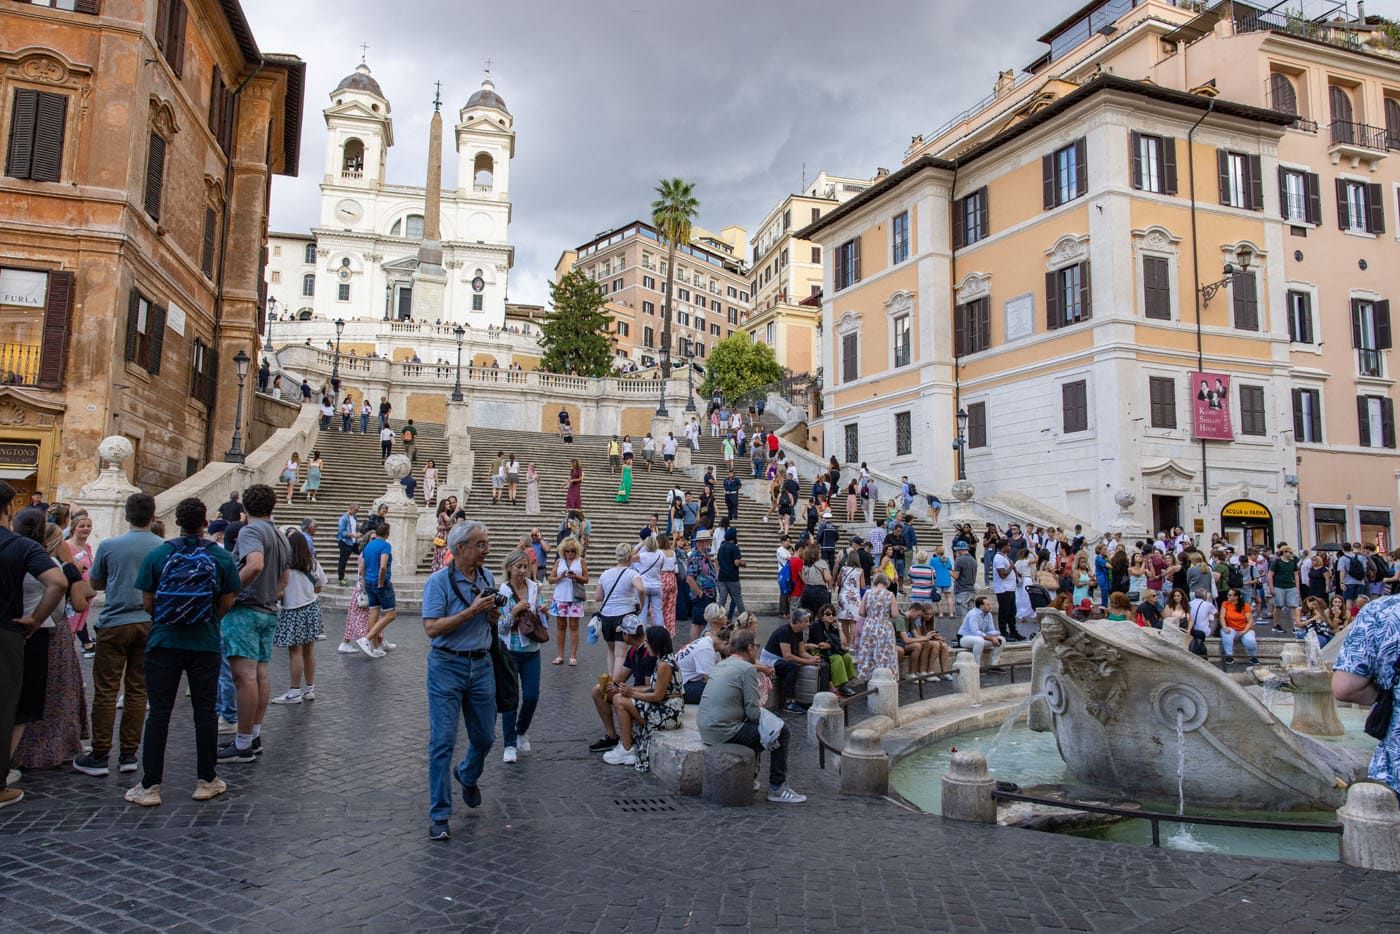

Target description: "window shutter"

left=1367, top=183, right=1385, bottom=234
left=954, top=303, right=968, bottom=357
left=30, top=92, right=66, bottom=183
left=144, top=132, right=165, bottom=220
left=1162, top=137, right=1178, bottom=194
left=976, top=298, right=990, bottom=353
left=147, top=303, right=166, bottom=374
left=1130, top=131, right=1143, bottom=189
left=952, top=197, right=966, bottom=250
left=168, top=0, right=187, bottom=77
left=5, top=88, right=37, bottom=179
left=1217, top=150, right=1230, bottom=204
left=125, top=290, right=141, bottom=362
left=1310, top=393, right=1322, bottom=442
left=1144, top=256, right=1170, bottom=319
left=74, top=0, right=101, bottom=12
left=201, top=207, right=217, bottom=276
left=1042, top=152, right=1054, bottom=209
left=37, top=270, right=75, bottom=389
left=1045, top=270, right=1060, bottom=330
left=1247, top=155, right=1263, bottom=211
left=205, top=344, right=219, bottom=407
left=1232, top=272, right=1258, bottom=330
left=977, top=188, right=989, bottom=239
left=208, top=66, right=223, bottom=137
left=852, top=236, right=860, bottom=282
left=1351, top=298, right=1364, bottom=348
left=1078, top=259, right=1092, bottom=321
left=1073, top=138, right=1087, bottom=197
left=1305, top=172, right=1322, bottom=225
left=1375, top=299, right=1392, bottom=350
left=1277, top=167, right=1289, bottom=221
left=1292, top=388, right=1305, bottom=440
left=1335, top=178, right=1349, bottom=231
left=155, top=0, right=172, bottom=56
left=1357, top=396, right=1371, bottom=447
left=1383, top=398, right=1397, bottom=449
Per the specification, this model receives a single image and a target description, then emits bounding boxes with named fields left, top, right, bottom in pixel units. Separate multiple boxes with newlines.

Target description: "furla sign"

left=0, top=268, right=48, bottom=308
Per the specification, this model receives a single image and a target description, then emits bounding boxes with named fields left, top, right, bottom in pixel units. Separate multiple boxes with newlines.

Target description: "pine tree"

left=539, top=269, right=617, bottom=377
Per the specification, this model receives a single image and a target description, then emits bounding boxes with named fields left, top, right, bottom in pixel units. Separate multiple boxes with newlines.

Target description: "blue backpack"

left=154, top=539, right=219, bottom=627
left=777, top=560, right=793, bottom=596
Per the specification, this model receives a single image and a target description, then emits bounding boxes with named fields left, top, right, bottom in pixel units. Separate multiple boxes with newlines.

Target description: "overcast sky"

left=244, top=0, right=1063, bottom=306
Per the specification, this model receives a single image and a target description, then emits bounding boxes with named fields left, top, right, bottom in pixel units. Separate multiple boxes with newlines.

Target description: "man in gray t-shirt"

left=952, top=544, right=980, bottom=615
left=219, top=484, right=290, bottom=764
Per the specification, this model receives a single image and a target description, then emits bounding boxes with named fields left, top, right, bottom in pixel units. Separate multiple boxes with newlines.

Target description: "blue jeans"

left=427, top=649, right=496, bottom=822
left=215, top=653, right=237, bottom=722
left=359, top=414, right=369, bottom=433
left=1220, top=627, right=1257, bottom=659
left=501, top=650, right=540, bottom=746
left=341, top=413, right=351, bottom=432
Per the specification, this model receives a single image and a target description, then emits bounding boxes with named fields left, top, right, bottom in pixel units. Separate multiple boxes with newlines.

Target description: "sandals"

left=568, top=657, right=577, bottom=667
left=552, top=657, right=564, bottom=665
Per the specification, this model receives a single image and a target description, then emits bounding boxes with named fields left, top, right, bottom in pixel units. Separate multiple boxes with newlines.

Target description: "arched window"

left=405, top=214, right=424, bottom=238
left=302, top=273, right=315, bottom=297
left=342, top=138, right=364, bottom=176
left=303, top=242, right=316, bottom=264
left=1268, top=73, right=1296, bottom=117
left=1329, top=85, right=1354, bottom=141
left=473, top=152, right=494, bottom=190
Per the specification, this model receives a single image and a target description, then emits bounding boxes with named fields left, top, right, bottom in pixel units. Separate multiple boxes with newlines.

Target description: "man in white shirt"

left=661, top=433, right=678, bottom=474
left=675, top=605, right=725, bottom=704
left=991, top=542, right=1020, bottom=641
left=379, top=424, right=394, bottom=461
left=958, top=597, right=1005, bottom=671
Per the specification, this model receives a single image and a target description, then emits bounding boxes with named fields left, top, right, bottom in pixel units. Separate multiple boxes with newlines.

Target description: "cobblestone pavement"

left=2, top=610, right=1397, bottom=933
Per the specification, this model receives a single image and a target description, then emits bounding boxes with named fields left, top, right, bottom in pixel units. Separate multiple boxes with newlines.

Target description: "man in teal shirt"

left=125, top=498, right=240, bottom=807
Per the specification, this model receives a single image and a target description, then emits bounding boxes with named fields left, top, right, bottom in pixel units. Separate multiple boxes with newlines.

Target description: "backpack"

left=859, top=482, right=869, bottom=500
left=1349, top=554, right=1369, bottom=580
left=907, top=482, right=918, bottom=495
left=1227, top=563, right=1243, bottom=590
left=777, top=560, right=793, bottom=596
left=153, top=539, right=219, bottom=628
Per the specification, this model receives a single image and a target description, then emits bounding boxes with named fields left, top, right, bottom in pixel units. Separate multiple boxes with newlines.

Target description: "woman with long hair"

left=798, top=542, right=832, bottom=616
left=604, top=626, right=683, bottom=771
left=634, top=535, right=665, bottom=629
left=431, top=497, right=456, bottom=573
left=1072, top=553, right=1094, bottom=605
left=656, top=532, right=679, bottom=637
left=271, top=528, right=326, bottom=704
left=1218, top=587, right=1260, bottom=667
left=565, top=458, right=583, bottom=511
left=525, top=463, right=541, bottom=515
left=67, top=512, right=96, bottom=655
left=1127, top=551, right=1148, bottom=601
left=498, top=549, right=547, bottom=762
left=834, top=551, right=865, bottom=648
left=615, top=459, right=633, bottom=504
left=853, top=573, right=899, bottom=681
left=282, top=452, right=300, bottom=503
left=1109, top=548, right=1130, bottom=597
left=506, top=453, right=521, bottom=506
left=550, top=537, right=588, bottom=666
left=301, top=451, right=323, bottom=503
left=422, top=458, right=439, bottom=506
left=845, top=480, right=859, bottom=523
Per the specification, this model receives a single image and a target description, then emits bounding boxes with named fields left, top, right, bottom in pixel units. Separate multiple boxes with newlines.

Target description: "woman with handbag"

left=338, top=552, right=372, bottom=655
left=595, top=542, right=645, bottom=674
left=498, top=550, right=548, bottom=763
left=549, top=537, right=588, bottom=666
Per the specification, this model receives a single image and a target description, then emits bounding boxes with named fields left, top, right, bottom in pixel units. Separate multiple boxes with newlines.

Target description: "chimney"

left=994, top=69, right=1015, bottom=98
left=1356, top=0, right=1365, bottom=22
left=874, top=167, right=890, bottom=180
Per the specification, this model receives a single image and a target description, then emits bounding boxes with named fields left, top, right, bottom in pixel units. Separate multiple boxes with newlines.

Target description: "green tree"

left=700, top=335, right=784, bottom=404
left=539, top=269, right=616, bottom=377
left=650, top=177, right=699, bottom=379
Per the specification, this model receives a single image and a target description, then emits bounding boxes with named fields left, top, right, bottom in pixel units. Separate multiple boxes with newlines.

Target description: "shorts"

left=1274, top=586, right=1300, bottom=609
left=664, top=453, right=675, bottom=463
left=553, top=600, right=584, bottom=619
left=600, top=613, right=628, bottom=643
left=221, top=606, right=278, bottom=664
left=491, top=476, right=503, bottom=489
left=609, top=455, right=620, bottom=470
left=366, top=583, right=396, bottom=610
left=1343, top=583, right=1364, bottom=602
left=623, top=452, right=633, bottom=463
left=644, top=450, right=655, bottom=463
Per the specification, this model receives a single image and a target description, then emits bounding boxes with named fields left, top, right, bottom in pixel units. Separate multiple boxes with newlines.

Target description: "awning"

left=0, top=467, right=36, bottom=480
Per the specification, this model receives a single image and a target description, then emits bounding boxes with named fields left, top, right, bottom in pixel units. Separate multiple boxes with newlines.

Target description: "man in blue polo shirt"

left=421, top=519, right=501, bottom=841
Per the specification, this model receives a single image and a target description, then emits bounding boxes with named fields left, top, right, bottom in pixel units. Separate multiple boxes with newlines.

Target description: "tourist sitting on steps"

left=588, top=615, right=652, bottom=753
left=675, top=604, right=726, bottom=705
left=697, top=629, right=806, bottom=805
left=759, top=608, right=822, bottom=714
left=957, top=596, right=1005, bottom=673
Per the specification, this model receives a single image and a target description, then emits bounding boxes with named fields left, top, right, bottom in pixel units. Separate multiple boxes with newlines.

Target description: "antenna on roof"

left=801, top=162, right=806, bottom=193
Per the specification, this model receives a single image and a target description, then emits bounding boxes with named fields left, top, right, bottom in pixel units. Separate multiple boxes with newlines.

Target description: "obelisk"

left=411, top=82, right=448, bottom=321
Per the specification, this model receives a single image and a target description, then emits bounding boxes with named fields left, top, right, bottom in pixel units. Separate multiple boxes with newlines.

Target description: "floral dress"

left=854, top=587, right=898, bottom=681
left=835, top=565, right=862, bottom=622
left=343, top=557, right=371, bottom=643
left=632, top=654, right=683, bottom=772
left=660, top=550, right=679, bottom=636
left=431, top=513, right=452, bottom=572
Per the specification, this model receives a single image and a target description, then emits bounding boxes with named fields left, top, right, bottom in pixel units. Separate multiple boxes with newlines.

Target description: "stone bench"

left=650, top=706, right=705, bottom=796
left=702, top=743, right=756, bottom=807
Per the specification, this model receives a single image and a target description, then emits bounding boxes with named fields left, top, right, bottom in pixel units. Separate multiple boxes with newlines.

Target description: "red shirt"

left=788, top=556, right=805, bottom=599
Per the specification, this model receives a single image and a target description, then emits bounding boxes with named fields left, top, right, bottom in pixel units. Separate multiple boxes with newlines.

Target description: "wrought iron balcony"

left=0, top=342, right=40, bottom=387
left=1328, top=120, right=1389, bottom=169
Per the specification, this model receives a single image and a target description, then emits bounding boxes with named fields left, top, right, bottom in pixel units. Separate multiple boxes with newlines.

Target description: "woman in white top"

left=498, top=549, right=547, bottom=762
left=550, top=537, right=588, bottom=666
left=1013, top=549, right=1037, bottom=625
left=506, top=454, right=521, bottom=506
left=282, top=453, right=300, bottom=503
left=271, top=528, right=327, bottom=704
left=634, top=536, right=666, bottom=632
left=595, top=542, right=645, bottom=673
left=658, top=533, right=679, bottom=636
left=422, top=459, right=439, bottom=506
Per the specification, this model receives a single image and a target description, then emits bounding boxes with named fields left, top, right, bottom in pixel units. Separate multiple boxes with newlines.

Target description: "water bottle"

left=586, top=617, right=600, bottom=645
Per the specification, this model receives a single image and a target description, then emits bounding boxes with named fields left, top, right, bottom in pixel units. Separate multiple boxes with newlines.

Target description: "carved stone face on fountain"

left=97, top=435, right=134, bottom=468
left=383, top=453, right=411, bottom=481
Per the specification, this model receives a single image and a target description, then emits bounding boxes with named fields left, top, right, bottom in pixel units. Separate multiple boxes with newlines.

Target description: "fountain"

left=1027, top=609, right=1369, bottom=811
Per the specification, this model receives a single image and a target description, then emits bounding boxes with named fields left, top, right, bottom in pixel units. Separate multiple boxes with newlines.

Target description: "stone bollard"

left=868, top=667, right=900, bottom=724
left=806, top=691, right=843, bottom=748
left=1338, top=782, right=1400, bottom=872
left=839, top=727, right=889, bottom=796
left=955, top=650, right=982, bottom=705
left=941, top=751, right=998, bottom=823
left=701, top=743, right=755, bottom=807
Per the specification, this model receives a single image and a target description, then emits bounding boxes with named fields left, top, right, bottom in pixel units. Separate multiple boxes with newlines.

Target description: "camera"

left=493, top=591, right=510, bottom=608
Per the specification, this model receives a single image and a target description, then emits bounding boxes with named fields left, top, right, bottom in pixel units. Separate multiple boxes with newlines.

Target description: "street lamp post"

left=1199, top=245, right=1253, bottom=307
left=265, top=296, right=278, bottom=353
left=684, top=339, right=697, bottom=413
left=655, top=337, right=670, bottom=418
left=451, top=324, right=465, bottom=402
left=225, top=349, right=251, bottom=463
left=331, top=317, right=345, bottom=394
left=955, top=406, right=969, bottom=481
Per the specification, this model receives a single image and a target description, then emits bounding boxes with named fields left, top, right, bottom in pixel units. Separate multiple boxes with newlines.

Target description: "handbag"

left=1363, top=658, right=1398, bottom=741
left=354, top=589, right=369, bottom=608
left=446, top=570, right=519, bottom=713
left=509, top=585, right=550, bottom=644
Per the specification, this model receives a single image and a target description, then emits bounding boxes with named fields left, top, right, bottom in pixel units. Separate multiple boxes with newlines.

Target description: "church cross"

left=484, top=57, right=493, bottom=77
left=359, top=43, right=369, bottom=64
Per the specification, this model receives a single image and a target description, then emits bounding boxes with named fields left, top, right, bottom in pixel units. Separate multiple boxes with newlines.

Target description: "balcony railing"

left=1234, top=6, right=1365, bottom=53
left=341, top=168, right=363, bottom=180
left=1330, top=120, right=1389, bottom=151
left=0, top=342, right=40, bottom=387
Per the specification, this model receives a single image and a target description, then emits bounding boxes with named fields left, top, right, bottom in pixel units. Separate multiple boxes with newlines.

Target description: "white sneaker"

left=502, top=746, right=518, bottom=764
left=302, top=685, right=315, bottom=701
left=379, top=641, right=397, bottom=652
left=766, top=783, right=807, bottom=804
left=218, top=718, right=237, bottom=735
left=355, top=637, right=380, bottom=658
left=270, top=690, right=302, bottom=705
left=337, top=642, right=360, bottom=654
left=315, top=633, right=327, bottom=641
left=124, top=783, right=161, bottom=807
left=602, top=745, right=638, bottom=766
left=943, top=674, right=956, bottom=682
left=516, top=735, right=531, bottom=754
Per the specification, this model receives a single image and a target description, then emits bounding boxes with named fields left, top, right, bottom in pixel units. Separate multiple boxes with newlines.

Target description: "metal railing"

left=990, top=787, right=1341, bottom=848
left=1234, top=4, right=1362, bottom=52
left=0, top=342, right=40, bottom=386
left=1359, top=348, right=1384, bottom=378
left=1330, top=120, right=1389, bottom=151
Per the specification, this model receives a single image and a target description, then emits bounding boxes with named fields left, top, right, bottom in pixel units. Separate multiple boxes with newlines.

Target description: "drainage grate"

left=613, top=796, right=680, bottom=813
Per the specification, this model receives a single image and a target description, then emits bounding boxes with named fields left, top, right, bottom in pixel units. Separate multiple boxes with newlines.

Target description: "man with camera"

left=421, top=520, right=501, bottom=841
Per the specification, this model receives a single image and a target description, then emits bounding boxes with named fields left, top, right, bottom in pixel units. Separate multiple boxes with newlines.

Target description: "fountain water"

left=1304, top=630, right=1322, bottom=668
left=981, top=693, right=1044, bottom=769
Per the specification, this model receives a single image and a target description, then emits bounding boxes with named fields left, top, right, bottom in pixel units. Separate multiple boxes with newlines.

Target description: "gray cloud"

left=244, top=0, right=1055, bottom=305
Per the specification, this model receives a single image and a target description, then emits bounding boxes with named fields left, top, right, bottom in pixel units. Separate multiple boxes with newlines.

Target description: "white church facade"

left=265, top=62, right=515, bottom=328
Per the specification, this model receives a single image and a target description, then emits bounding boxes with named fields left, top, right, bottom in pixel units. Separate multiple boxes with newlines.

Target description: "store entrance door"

left=1220, top=499, right=1274, bottom=551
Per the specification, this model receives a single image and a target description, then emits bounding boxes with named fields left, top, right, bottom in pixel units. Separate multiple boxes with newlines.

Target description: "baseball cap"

left=618, top=614, right=644, bottom=635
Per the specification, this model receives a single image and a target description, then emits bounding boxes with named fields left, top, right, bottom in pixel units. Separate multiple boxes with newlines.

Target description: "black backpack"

left=1227, top=563, right=1243, bottom=590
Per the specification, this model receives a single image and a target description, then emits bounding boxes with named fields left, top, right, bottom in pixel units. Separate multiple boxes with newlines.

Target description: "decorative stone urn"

left=947, top=478, right=977, bottom=522
left=73, top=436, right=142, bottom=541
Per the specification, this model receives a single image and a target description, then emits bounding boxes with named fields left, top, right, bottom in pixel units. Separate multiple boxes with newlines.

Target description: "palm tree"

left=650, top=178, right=699, bottom=380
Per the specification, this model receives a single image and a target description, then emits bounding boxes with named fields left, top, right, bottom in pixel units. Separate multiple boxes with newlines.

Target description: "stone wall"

left=248, top=391, right=303, bottom=452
